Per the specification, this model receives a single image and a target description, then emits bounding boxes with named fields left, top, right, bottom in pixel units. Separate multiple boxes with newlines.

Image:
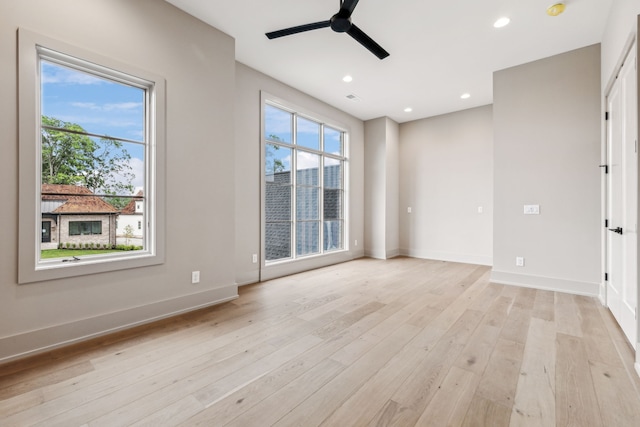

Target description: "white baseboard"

left=490, top=270, right=599, bottom=297
left=235, top=270, right=259, bottom=287
left=598, top=282, right=607, bottom=305
left=386, top=248, right=400, bottom=259
left=364, top=250, right=386, bottom=260
left=0, top=285, right=238, bottom=364
left=261, top=251, right=357, bottom=282
left=399, top=249, right=493, bottom=266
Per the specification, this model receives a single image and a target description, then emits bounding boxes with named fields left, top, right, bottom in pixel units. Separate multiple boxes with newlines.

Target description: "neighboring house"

left=41, top=184, right=119, bottom=250
left=265, top=164, right=342, bottom=260
left=116, top=190, right=144, bottom=240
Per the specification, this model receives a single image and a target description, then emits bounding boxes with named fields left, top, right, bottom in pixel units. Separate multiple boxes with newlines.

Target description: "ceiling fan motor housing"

left=330, top=13, right=352, bottom=32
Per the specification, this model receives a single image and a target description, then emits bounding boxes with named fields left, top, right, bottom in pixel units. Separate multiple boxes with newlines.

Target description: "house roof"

left=120, top=190, right=144, bottom=215
left=41, top=184, right=119, bottom=214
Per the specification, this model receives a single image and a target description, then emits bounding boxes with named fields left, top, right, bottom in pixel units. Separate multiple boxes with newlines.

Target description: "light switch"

left=407, top=207, right=412, bottom=214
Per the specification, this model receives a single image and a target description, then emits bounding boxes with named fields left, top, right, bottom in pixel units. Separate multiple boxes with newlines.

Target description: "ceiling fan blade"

left=266, top=21, right=331, bottom=39
left=346, top=24, right=390, bottom=59
left=340, top=0, right=360, bottom=15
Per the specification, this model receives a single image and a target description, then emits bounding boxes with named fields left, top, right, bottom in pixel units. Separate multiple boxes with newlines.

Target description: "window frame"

left=18, top=28, right=166, bottom=284
left=261, top=93, right=349, bottom=266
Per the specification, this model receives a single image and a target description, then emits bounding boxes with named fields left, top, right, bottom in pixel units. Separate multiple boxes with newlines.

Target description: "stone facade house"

left=41, top=184, right=119, bottom=250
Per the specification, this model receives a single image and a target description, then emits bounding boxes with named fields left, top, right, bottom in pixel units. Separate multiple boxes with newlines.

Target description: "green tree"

left=104, top=196, right=133, bottom=210
left=41, top=116, right=135, bottom=198
left=266, top=136, right=285, bottom=174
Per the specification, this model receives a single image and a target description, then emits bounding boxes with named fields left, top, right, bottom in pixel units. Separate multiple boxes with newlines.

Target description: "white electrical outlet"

left=516, top=257, right=524, bottom=267
left=252, top=254, right=258, bottom=263
left=191, top=271, right=200, bottom=284
left=407, top=207, right=412, bottom=213
left=524, top=205, right=540, bottom=215
left=355, top=239, right=358, bottom=246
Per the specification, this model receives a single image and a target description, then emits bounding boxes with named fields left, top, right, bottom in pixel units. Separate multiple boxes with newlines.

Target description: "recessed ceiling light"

left=461, top=93, right=471, bottom=99
left=342, top=75, right=353, bottom=83
left=493, top=17, right=510, bottom=28
left=404, top=107, right=413, bottom=113
left=546, top=3, right=565, bottom=16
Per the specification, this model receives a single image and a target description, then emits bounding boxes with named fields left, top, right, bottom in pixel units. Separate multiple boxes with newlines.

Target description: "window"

left=69, top=221, right=102, bottom=236
left=264, top=101, right=347, bottom=263
left=18, top=29, right=165, bottom=283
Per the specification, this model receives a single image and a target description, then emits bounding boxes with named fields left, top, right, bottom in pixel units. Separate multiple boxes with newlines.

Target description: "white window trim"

left=261, top=91, right=350, bottom=267
left=18, top=28, right=166, bottom=284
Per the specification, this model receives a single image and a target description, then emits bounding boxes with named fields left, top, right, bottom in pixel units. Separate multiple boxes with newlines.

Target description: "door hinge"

left=605, top=219, right=609, bottom=228
left=605, top=272, right=608, bottom=281
left=599, top=164, right=609, bottom=174
left=605, top=111, right=609, bottom=120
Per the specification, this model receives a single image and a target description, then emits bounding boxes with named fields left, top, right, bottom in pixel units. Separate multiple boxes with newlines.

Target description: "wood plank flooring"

left=1, top=257, right=640, bottom=426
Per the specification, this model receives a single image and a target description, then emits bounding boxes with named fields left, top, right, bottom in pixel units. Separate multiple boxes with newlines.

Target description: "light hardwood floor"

left=2, top=257, right=640, bottom=426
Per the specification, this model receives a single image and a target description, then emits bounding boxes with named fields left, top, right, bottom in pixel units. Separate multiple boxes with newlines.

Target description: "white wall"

left=116, top=215, right=144, bottom=239
left=0, top=0, right=237, bottom=362
left=399, top=106, right=494, bottom=265
left=602, top=0, right=640, bottom=88
left=385, top=119, right=400, bottom=258
left=364, top=117, right=400, bottom=259
left=234, top=63, right=365, bottom=285
left=492, top=45, right=602, bottom=296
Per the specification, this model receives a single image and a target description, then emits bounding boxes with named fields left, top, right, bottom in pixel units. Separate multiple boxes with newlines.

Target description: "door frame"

left=602, top=32, right=640, bottom=369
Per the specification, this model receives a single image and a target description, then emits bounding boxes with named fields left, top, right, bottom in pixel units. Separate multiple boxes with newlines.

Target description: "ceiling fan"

left=265, top=0, right=390, bottom=60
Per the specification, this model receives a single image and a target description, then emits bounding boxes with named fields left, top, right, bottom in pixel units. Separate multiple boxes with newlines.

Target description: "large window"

left=18, top=29, right=165, bottom=283
left=264, top=102, right=347, bottom=262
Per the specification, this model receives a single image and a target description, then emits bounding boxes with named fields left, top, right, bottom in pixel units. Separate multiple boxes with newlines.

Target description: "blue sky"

left=265, top=104, right=343, bottom=157
left=41, top=60, right=145, bottom=194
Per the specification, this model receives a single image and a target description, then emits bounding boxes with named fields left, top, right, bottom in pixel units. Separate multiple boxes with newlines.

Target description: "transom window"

left=264, top=102, right=347, bottom=263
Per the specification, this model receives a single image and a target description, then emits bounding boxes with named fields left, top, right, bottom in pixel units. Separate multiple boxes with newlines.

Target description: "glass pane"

left=265, top=104, right=292, bottom=144
left=41, top=60, right=144, bottom=143
left=91, top=221, right=102, bottom=234
left=297, top=116, right=320, bottom=150
left=323, top=220, right=343, bottom=251
left=324, top=126, right=342, bottom=155
left=41, top=130, right=144, bottom=199
left=296, top=187, right=319, bottom=220
left=324, top=158, right=342, bottom=189
left=266, top=184, right=291, bottom=221
left=265, top=144, right=291, bottom=183
left=297, top=221, right=319, bottom=256
left=324, top=189, right=342, bottom=220
left=296, top=152, right=319, bottom=186
left=266, top=222, right=292, bottom=261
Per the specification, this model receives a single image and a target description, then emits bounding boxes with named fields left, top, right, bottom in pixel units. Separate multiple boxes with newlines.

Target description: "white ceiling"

left=165, top=0, right=612, bottom=123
